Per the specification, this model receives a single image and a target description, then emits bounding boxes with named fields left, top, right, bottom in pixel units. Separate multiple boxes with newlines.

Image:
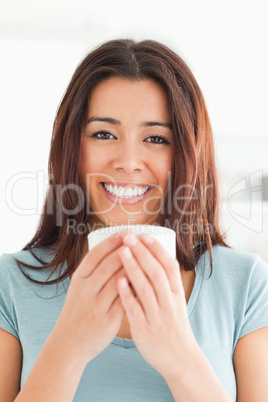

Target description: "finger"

left=75, top=231, right=126, bottom=279
left=96, top=267, right=127, bottom=312
left=90, top=245, right=127, bottom=294
left=119, top=246, right=159, bottom=322
left=117, top=277, right=146, bottom=328
left=107, top=295, right=125, bottom=323
left=121, top=235, right=173, bottom=309
left=139, top=233, right=183, bottom=294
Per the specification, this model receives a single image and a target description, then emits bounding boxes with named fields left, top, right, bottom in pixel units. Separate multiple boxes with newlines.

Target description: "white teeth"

left=124, top=187, right=133, bottom=197
left=118, top=186, right=124, bottom=197
left=132, top=188, right=138, bottom=197
left=104, top=183, right=149, bottom=198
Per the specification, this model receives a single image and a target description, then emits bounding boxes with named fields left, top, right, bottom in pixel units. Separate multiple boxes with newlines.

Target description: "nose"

left=111, top=140, right=145, bottom=173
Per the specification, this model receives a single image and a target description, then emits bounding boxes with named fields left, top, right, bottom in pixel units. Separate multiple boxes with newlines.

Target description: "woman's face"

left=80, top=77, right=173, bottom=229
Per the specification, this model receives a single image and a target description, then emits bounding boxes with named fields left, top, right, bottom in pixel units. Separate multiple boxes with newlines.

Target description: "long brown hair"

left=15, top=38, right=230, bottom=285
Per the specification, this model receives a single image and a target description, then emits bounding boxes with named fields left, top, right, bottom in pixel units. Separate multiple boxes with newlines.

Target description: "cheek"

left=80, top=145, right=102, bottom=176
left=80, top=146, right=111, bottom=197
left=156, top=151, right=173, bottom=185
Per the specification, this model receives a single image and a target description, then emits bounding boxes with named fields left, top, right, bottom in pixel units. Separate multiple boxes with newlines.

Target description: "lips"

left=103, top=181, right=153, bottom=188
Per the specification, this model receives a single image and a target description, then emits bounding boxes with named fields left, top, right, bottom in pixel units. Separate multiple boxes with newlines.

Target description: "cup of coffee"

left=88, top=225, right=176, bottom=258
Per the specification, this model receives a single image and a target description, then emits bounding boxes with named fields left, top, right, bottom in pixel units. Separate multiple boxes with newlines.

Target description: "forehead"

left=88, top=77, right=171, bottom=120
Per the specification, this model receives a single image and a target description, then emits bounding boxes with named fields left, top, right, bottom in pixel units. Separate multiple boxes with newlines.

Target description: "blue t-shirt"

left=1, top=244, right=268, bottom=401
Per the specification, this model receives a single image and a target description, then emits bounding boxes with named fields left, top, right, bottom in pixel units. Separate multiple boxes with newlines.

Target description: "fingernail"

left=120, top=278, right=128, bottom=288
left=124, top=234, right=138, bottom=246
left=123, top=247, right=132, bottom=259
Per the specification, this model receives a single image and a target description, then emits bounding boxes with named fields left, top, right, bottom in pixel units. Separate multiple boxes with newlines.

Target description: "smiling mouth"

left=101, top=182, right=153, bottom=199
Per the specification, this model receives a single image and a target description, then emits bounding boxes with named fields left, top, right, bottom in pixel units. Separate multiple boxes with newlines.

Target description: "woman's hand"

left=117, top=233, right=198, bottom=379
left=54, top=232, right=128, bottom=366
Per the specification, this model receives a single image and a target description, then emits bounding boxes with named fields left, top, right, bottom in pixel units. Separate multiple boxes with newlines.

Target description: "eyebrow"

left=87, top=117, right=172, bottom=129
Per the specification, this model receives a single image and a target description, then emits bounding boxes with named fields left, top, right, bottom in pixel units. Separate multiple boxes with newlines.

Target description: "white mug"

left=88, top=224, right=176, bottom=258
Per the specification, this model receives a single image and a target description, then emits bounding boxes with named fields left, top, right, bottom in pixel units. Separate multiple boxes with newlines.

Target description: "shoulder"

left=199, top=245, right=268, bottom=320
left=207, top=244, right=268, bottom=284
left=0, top=248, right=56, bottom=284
left=205, top=245, right=268, bottom=343
left=1, top=247, right=53, bottom=264
left=211, top=243, right=264, bottom=267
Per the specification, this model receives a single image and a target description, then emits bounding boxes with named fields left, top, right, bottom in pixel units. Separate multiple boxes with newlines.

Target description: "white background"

left=0, top=0, right=267, bottom=261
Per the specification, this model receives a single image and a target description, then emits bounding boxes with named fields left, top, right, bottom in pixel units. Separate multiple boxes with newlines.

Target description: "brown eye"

left=91, top=130, right=116, bottom=140
left=146, top=136, right=169, bottom=144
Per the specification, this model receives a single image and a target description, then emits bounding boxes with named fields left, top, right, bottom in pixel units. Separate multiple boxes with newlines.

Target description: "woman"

left=0, top=39, right=268, bottom=401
